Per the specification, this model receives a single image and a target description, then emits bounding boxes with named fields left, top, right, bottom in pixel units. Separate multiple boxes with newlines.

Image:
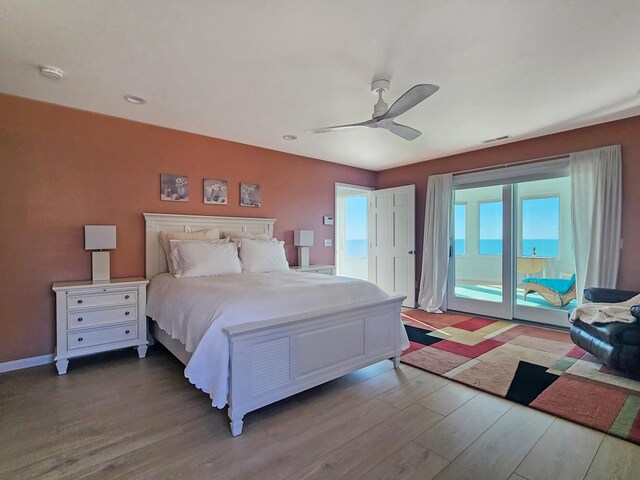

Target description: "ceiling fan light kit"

left=308, top=78, right=439, bottom=141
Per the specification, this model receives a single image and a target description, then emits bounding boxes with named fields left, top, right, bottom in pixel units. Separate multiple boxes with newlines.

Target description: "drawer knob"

left=77, top=299, right=83, bottom=304
left=125, top=330, right=130, bottom=334
left=125, top=295, right=130, bottom=299
left=78, top=337, right=83, bottom=342
left=125, top=311, right=130, bottom=316
left=78, top=317, right=83, bottom=322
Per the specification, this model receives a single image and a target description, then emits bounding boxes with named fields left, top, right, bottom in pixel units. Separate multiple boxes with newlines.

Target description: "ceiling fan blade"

left=380, top=84, right=439, bottom=120
left=306, top=119, right=376, bottom=134
left=381, top=122, right=422, bottom=141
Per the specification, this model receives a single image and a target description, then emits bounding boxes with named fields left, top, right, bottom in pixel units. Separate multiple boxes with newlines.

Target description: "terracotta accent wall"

left=377, top=115, right=640, bottom=296
left=0, top=94, right=376, bottom=363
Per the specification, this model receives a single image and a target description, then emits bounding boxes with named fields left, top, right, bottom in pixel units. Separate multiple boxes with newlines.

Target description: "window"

left=521, top=196, right=560, bottom=257
left=454, top=203, right=467, bottom=255
left=479, top=201, right=503, bottom=255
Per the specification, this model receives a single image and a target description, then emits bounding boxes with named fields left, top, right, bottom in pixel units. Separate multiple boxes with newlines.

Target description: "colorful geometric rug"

left=401, top=309, right=640, bottom=445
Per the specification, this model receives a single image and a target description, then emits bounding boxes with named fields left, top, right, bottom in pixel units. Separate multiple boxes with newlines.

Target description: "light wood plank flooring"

left=1, top=346, right=639, bottom=479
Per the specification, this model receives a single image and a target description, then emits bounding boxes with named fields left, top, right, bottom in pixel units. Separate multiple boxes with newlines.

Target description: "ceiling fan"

left=308, top=79, right=439, bottom=141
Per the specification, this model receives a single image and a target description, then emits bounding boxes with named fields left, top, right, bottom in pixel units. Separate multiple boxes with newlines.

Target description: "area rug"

left=401, top=309, right=640, bottom=445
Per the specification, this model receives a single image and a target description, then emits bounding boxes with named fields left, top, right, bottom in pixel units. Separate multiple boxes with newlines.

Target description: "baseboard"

left=0, top=354, right=54, bottom=373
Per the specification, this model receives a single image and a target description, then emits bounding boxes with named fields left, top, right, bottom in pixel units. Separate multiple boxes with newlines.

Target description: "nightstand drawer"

left=68, top=323, right=138, bottom=350
left=67, top=289, right=137, bottom=309
left=67, top=305, right=138, bottom=330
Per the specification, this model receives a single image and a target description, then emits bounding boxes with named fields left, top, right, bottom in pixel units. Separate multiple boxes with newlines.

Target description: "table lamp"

left=294, top=230, right=314, bottom=267
left=85, top=225, right=116, bottom=282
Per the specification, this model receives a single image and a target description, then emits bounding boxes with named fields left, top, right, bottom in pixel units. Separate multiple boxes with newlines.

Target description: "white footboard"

left=223, top=295, right=405, bottom=436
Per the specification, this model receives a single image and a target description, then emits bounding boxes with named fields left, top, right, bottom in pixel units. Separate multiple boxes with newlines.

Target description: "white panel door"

left=368, top=185, right=415, bottom=307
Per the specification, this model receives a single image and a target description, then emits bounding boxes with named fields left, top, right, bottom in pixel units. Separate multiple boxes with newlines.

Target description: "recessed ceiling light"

left=283, top=134, right=297, bottom=141
left=123, top=94, right=147, bottom=105
left=38, top=65, right=64, bottom=80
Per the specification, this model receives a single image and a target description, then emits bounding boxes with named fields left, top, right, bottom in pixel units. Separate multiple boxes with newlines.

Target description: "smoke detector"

left=123, top=94, right=147, bottom=105
left=38, top=65, right=64, bottom=80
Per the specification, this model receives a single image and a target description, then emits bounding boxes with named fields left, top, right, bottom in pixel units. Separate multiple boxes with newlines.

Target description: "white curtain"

left=418, top=173, right=453, bottom=313
left=570, top=145, right=622, bottom=304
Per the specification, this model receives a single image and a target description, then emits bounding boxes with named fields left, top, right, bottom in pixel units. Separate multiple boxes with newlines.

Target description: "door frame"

left=447, top=184, right=513, bottom=319
left=446, top=158, right=573, bottom=326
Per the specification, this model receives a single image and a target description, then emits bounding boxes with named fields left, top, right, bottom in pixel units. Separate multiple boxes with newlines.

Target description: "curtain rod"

left=451, top=153, right=570, bottom=177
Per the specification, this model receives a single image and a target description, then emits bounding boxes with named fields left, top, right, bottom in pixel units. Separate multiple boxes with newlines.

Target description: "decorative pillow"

left=169, top=238, right=229, bottom=276
left=169, top=240, right=241, bottom=278
left=239, top=238, right=289, bottom=273
left=158, top=229, right=220, bottom=274
left=221, top=230, right=270, bottom=241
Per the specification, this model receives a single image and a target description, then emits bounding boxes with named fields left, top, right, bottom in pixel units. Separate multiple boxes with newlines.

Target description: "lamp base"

left=298, top=247, right=309, bottom=267
left=92, top=251, right=111, bottom=283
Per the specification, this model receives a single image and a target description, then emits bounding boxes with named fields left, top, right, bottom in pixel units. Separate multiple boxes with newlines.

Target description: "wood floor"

left=1, top=346, right=639, bottom=480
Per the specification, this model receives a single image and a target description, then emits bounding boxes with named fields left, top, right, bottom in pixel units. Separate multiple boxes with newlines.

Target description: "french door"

left=369, top=185, right=416, bottom=308
left=335, top=183, right=416, bottom=308
left=447, top=161, right=575, bottom=327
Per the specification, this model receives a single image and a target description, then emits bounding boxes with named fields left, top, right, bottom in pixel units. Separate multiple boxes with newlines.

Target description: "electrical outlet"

left=324, top=239, right=332, bottom=247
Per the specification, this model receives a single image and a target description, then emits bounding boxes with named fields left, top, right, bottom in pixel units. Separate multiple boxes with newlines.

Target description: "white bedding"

left=147, top=271, right=409, bottom=408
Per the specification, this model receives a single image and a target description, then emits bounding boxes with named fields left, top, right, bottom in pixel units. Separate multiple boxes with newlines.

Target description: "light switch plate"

left=323, top=216, right=334, bottom=225
left=324, top=239, right=332, bottom=247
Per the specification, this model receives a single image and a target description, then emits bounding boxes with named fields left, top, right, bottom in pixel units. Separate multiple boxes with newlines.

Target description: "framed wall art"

left=240, top=183, right=261, bottom=207
left=160, top=174, right=189, bottom=202
left=204, top=179, right=228, bottom=205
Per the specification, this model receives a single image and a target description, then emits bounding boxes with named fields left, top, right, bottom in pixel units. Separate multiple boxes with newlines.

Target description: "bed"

left=144, top=213, right=407, bottom=436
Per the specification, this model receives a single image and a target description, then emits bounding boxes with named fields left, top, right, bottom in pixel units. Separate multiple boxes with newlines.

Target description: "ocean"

left=455, top=239, right=559, bottom=257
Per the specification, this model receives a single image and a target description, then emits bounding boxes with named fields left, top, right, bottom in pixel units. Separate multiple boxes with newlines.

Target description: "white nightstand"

left=290, top=265, right=336, bottom=275
left=52, top=277, right=149, bottom=375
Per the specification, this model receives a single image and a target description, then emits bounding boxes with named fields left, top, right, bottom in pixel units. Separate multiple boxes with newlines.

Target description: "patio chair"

left=523, top=274, right=576, bottom=307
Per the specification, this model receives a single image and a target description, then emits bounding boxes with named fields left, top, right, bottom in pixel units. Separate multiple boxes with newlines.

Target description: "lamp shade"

left=84, top=225, right=116, bottom=250
left=294, top=230, right=314, bottom=247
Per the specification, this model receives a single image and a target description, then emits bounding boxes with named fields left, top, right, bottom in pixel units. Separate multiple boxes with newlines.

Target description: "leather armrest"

left=632, top=305, right=640, bottom=321
left=584, top=288, right=639, bottom=303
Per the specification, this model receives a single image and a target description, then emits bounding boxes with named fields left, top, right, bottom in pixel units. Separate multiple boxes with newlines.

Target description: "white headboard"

left=143, top=213, right=276, bottom=279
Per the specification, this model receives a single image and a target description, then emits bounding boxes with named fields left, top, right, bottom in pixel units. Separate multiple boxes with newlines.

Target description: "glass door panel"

left=448, top=185, right=511, bottom=319
left=514, top=177, right=575, bottom=326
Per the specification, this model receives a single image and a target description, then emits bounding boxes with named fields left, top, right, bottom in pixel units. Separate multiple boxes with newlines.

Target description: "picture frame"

left=204, top=179, right=228, bottom=205
left=240, top=183, right=261, bottom=207
left=160, top=174, right=189, bottom=202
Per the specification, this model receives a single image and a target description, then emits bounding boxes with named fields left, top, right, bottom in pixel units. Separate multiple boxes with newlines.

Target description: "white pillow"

left=159, top=228, right=220, bottom=274
left=239, top=238, right=289, bottom=273
left=169, top=238, right=229, bottom=275
left=169, top=240, right=241, bottom=278
left=221, top=230, right=270, bottom=241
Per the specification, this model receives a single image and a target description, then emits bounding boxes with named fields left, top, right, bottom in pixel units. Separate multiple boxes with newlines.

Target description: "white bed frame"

left=144, top=212, right=405, bottom=436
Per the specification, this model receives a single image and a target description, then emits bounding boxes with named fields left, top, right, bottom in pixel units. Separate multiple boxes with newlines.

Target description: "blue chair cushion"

left=526, top=274, right=576, bottom=294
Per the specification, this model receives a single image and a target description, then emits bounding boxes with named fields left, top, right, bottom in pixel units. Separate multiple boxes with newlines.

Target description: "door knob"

left=408, top=250, right=415, bottom=255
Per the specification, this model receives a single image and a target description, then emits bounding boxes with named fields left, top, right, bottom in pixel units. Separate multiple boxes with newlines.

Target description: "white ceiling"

left=1, top=0, right=639, bottom=171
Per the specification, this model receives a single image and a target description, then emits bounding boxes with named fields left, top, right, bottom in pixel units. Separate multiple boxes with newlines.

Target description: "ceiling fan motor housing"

left=371, top=78, right=391, bottom=118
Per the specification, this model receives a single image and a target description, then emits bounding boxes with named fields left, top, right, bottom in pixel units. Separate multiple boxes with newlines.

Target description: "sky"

left=347, top=194, right=559, bottom=244
left=345, top=195, right=367, bottom=240
left=522, top=197, right=560, bottom=239
left=454, top=204, right=466, bottom=239
left=456, top=197, right=560, bottom=240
